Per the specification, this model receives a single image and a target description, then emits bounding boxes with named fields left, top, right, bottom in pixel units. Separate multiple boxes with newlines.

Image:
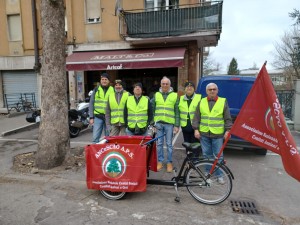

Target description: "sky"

left=210, top=0, right=299, bottom=71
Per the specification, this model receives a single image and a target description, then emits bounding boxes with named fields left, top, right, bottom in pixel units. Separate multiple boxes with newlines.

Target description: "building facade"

left=0, top=0, right=223, bottom=111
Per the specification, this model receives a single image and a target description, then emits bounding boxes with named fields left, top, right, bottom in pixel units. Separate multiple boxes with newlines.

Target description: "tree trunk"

left=36, top=0, right=70, bottom=169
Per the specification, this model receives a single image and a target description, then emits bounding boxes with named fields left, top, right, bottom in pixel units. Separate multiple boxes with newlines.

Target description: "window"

left=85, top=0, right=101, bottom=23
left=145, top=0, right=178, bottom=11
left=7, top=14, right=22, bottom=41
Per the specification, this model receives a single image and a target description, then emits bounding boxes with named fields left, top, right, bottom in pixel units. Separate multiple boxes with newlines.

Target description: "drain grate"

left=230, top=200, right=259, bottom=215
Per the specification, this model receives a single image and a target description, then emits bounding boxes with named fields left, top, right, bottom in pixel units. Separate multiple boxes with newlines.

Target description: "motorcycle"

left=26, top=91, right=92, bottom=138
left=69, top=99, right=90, bottom=138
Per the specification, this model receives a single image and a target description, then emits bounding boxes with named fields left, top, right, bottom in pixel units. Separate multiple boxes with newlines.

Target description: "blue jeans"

left=200, top=135, right=224, bottom=176
left=156, top=123, right=174, bottom=163
left=92, top=117, right=108, bottom=143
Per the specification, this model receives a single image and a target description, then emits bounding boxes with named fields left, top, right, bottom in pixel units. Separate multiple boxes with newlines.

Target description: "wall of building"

left=20, top=0, right=35, bottom=56
left=0, top=1, right=9, bottom=55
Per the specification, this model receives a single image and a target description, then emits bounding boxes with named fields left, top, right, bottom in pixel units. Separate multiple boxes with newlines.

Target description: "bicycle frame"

left=96, top=129, right=234, bottom=204
left=146, top=152, right=212, bottom=187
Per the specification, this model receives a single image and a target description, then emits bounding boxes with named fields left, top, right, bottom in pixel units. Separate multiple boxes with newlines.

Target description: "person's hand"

left=224, top=130, right=231, bottom=139
left=89, top=118, right=94, bottom=125
left=173, top=127, right=179, bottom=134
left=194, top=130, right=200, bottom=139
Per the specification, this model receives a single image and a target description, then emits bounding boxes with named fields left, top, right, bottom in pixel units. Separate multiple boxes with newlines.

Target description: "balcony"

left=119, top=1, right=223, bottom=47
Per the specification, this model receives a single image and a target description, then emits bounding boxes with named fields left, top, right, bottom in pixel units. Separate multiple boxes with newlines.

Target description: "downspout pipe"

left=32, top=0, right=41, bottom=72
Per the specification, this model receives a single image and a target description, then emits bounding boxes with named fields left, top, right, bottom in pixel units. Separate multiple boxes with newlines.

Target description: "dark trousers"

left=182, top=130, right=201, bottom=158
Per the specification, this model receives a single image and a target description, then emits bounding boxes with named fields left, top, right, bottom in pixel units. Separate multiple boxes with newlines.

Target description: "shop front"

left=66, top=47, right=191, bottom=107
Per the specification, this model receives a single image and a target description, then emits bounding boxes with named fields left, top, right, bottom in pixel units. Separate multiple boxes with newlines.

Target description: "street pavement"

left=1, top=114, right=300, bottom=225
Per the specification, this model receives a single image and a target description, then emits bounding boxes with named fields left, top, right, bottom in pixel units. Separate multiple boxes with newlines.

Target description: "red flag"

left=230, top=63, right=300, bottom=182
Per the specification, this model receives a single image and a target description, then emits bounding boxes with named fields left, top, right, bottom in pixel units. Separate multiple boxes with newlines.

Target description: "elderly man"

left=124, top=82, right=153, bottom=136
left=105, top=79, right=129, bottom=136
left=152, top=76, right=179, bottom=173
left=178, top=81, right=201, bottom=143
left=89, top=73, right=114, bottom=143
left=192, top=82, right=232, bottom=184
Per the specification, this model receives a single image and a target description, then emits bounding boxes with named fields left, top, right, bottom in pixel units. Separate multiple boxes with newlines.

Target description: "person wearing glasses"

left=124, top=82, right=153, bottom=136
left=105, top=79, right=130, bottom=136
left=192, top=83, right=232, bottom=184
left=89, top=73, right=114, bottom=143
left=178, top=81, right=202, bottom=159
left=152, top=76, right=180, bottom=173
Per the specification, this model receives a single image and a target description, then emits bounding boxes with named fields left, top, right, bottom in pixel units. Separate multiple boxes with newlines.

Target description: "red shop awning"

left=66, top=47, right=186, bottom=71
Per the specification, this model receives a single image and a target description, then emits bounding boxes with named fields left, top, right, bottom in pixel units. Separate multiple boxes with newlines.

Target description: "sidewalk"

left=0, top=113, right=38, bottom=137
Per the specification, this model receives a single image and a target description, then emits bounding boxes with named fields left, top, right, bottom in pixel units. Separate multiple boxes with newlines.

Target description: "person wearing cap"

left=152, top=76, right=180, bottom=173
left=105, top=79, right=130, bottom=136
left=179, top=81, right=202, bottom=144
left=124, top=82, right=153, bottom=136
left=89, top=73, right=114, bottom=143
left=192, top=83, right=232, bottom=184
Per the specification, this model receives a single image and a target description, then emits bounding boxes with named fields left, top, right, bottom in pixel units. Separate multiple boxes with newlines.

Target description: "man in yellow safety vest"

left=178, top=81, right=202, bottom=158
left=89, top=73, right=114, bottom=143
left=152, top=76, right=179, bottom=173
left=124, top=82, right=153, bottom=136
left=192, top=82, right=232, bottom=184
left=105, top=79, right=130, bottom=136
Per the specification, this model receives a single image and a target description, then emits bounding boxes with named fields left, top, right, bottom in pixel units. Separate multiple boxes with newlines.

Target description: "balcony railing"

left=119, top=1, right=222, bottom=39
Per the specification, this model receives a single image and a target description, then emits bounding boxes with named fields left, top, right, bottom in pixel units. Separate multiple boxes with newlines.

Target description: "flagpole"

left=209, top=131, right=231, bottom=174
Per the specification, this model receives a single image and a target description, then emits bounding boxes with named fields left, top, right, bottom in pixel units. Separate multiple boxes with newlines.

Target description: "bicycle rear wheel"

left=185, top=160, right=232, bottom=205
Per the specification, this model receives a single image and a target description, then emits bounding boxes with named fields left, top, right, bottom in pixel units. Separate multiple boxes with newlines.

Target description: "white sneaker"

left=217, top=177, right=225, bottom=185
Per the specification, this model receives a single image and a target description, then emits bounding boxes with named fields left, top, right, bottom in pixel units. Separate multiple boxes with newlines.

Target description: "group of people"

left=89, top=73, right=232, bottom=175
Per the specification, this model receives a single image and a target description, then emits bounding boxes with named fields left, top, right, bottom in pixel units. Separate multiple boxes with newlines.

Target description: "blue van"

left=196, top=75, right=267, bottom=155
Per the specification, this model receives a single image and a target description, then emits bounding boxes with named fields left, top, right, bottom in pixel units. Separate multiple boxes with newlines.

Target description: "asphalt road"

left=1, top=124, right=300, bottom=225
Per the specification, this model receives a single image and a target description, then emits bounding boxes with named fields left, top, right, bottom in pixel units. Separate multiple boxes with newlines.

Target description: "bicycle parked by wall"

left=9, top=97, right=35, bottom=112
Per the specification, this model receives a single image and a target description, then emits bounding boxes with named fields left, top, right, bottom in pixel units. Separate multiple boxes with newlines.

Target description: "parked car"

left=196, top=75, right=267, bottom=155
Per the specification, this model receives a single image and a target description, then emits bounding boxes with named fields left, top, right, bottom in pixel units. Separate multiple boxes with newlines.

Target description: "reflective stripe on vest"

left=178, top=94, right=201, bottom=127
left=154, top=92, right=177, bottom=124
left=199, top=97, right=225, bottom=134
left=94, top=86, right=114, bottom=115
left=127, top=96, right=148, bottom=129
left=109, top=92, right=129, bottom=124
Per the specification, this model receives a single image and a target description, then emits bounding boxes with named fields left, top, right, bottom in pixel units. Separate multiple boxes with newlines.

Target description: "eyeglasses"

left=161, top=83, right=170, bottom=85
left=208, top=88, right=217, bottom=91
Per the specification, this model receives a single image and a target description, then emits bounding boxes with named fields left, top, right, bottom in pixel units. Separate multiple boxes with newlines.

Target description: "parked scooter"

left=69, top=102, right=90, bottom=138
left=26, top=91, right=92, bottom=138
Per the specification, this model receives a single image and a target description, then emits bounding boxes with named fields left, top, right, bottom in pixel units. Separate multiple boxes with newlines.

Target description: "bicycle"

left=9, top=97, right=34, bottom=112
left=96, top=127, right=234, bottom=205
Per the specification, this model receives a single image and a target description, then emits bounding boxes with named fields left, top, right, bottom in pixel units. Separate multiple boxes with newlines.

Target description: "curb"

left=1, top=123, right=39, bottom=137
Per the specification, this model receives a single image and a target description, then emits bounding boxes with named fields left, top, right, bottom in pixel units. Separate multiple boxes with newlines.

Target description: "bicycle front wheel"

left=100, top=190, right=126, bottom=200
left=185, top=160, right=232, bottom=205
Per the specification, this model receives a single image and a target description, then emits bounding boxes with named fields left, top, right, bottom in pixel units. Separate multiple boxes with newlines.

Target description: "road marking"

left=172, top=127, right=181, bottom=146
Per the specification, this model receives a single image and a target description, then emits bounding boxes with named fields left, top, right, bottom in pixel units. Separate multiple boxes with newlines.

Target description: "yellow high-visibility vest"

left=94, top=86, right=114, bottom=115
left=127, top=96, right=148, bottom=129
left=109, top=92, right=129, bottom=124
left=178, top=94, right=201, bottom=127
left=154, top=92, right=177, bottom=124
left=199, top=97, right=226, bottom=134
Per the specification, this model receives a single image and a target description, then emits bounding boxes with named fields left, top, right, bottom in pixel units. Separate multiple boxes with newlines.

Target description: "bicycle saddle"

left=182, top=142, right=201, bottom=151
